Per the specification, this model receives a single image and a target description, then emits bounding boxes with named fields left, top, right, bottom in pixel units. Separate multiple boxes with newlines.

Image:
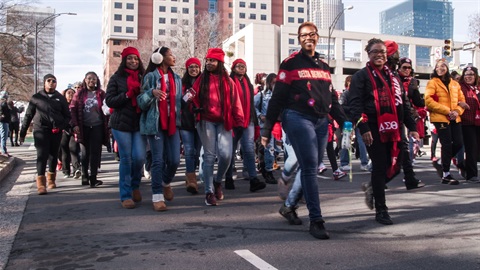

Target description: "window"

left=249, top=2, right=256, bottom=8
left=261, top=3, right=267, bottom=9
left=159, top=29, right=166, bottom=35
left=261, top=14, right=267, bottom=21
left=114, top=2, right=122, bottom=8
left=183, top=0, right=189, bottom=2
left=288, top=17, right=294, bottom=23
left=182, top=19, right=189, bottom=25
left=182, top=8, right=189, bottom=14
left=239, top=1, right=245, bottom=7
left=126, top=15, right=134, bottom=21
left=249, top=13, right=256, bottom=20
left=298, top=0, right=304, bottom=2
left=171, top=18, right=177, bottom=24
left=114, top=26, right=121, bottom=32
left=113, top=40, right=121, bottom=45
left=288, top=6, right=294, bottom=12
left=298, top=7, right=304, bottom=13
left=113, top=51, right=121, bottom=57
left=126, top=3, right=134, bottom=9
left=228, top=13, right=232, bottom=19
left=159, top=6, right=166, bottom=12
left=289, top=38, right=295, bottom=45
left=239, top=23, right=245, bottom=29
left=159, top=17, right=166, bottom=24
left=158, top=40, right=165, bottom=46
left=229, top=2, right=232, bottom=7
left=171, top=30, right=177, bottom=36
left=239, top=12, right=245, bottom=19
left=171, top=41, right=177, bottom=48
left=298, top=18, right=304, bottom=23
left=126, top=27, right=134, bottom=33
left=114, top=14, right=122, bottom=21
left=171, top=7, right=177, bottom=13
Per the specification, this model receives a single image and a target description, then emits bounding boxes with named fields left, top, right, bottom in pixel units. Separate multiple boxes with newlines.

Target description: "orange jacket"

left=425, top=77, right=465, bottom=123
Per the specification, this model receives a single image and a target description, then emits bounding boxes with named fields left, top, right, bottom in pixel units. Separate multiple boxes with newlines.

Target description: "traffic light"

left=444, top=39, right=452, bottom=57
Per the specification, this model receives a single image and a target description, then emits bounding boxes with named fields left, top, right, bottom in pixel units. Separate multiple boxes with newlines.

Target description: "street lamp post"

left=34, top=12, right=76, bottom=94
left=327, top=5, right=353, bottom=66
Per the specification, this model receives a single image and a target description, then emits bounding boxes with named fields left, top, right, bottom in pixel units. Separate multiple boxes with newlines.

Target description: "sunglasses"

left=47, top=79, right=57, bottom=83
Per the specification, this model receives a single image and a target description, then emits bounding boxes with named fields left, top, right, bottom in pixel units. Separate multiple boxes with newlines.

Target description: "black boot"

left=225, top=177, right=235, bottom=190
left=375, top=204, right=393, bottom=225
left=249, top=177, right=266, bottom=192
left=309, top=219, right=330, bottom=239
left=264, top=171, right=277, bottom=184
left=89, top=175, right=103, bottom=188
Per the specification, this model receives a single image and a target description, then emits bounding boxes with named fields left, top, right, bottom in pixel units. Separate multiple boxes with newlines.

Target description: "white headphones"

left=151, top=47, right=164, bottom=65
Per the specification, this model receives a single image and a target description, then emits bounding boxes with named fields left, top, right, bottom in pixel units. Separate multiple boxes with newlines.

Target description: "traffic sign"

left=463, top=42, right=477, bottom=51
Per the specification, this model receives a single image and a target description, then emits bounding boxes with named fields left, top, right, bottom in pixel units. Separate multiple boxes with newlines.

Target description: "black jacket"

left=262, top=50, right=346, bottom=137
left=0, top=101, right=11, bottom=123
left=20, top=90, right=71, bottom=138
left=105, top=72, right=142, bottom=132
left=348, top=67, right=416, bottom=135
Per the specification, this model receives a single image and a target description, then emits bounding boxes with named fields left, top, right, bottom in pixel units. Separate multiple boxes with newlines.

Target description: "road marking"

left=234, top=250, right=278, bottom=270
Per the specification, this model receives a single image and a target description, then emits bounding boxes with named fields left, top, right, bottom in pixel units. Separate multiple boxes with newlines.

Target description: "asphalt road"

left=0, top=144, right=479, bottom=270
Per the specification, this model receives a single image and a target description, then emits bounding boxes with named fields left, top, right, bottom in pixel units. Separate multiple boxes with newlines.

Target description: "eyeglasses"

left=368, top=49, right=387, bottom=55
left=188, top=65, right=199, bottom=69
left=47, top=79, right=57, bottom=83
left=299, top=32, right=318, bottom=39
left=464, top=73, right=475, bottom=77
left=235, top=65, right=246, bottom=69
left=401, top=66, right=412, bottom=70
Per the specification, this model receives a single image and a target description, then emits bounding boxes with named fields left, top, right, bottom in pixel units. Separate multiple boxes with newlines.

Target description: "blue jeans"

left=286, top=169, right=302, bottom=208
left=180, top=129, right=201, bottom=173
left=340, top=128, right=368, bottom=166
left=196, top=120, right=232, bottom=194
left=111, top=129, right=146, bottom=201
left=282, top=109, right=329, bottom=222
left=226, top=123, right=257, bottom=178
left=148, top=130, right=180, bottom=195
left=0, top=122, right=9, bottom=154
left=264, top=136, right=275, bottom=171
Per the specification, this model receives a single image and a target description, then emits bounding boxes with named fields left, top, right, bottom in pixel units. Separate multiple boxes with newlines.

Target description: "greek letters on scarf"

left=157, top=67, right=177, bottom=136
left=124, top=69, right=141, bottom=113
left=365, top=61, right=401, bottom=143
left=234, top=76, right=251, bottom=128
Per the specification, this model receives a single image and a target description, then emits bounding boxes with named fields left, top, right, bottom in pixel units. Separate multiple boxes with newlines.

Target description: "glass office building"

left=380, top=0, right=453, bottom=66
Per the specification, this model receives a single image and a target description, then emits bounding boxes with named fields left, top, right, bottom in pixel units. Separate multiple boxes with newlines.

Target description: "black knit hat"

left=43, top=74, right=56, bottom=83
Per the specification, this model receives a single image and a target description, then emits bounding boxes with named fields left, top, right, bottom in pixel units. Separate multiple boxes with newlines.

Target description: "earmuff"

left=151, top=47, right=164, bottom=65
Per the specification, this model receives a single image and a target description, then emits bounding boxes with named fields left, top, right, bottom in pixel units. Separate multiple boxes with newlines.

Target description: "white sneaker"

left=317, top=163, right=327, bottom=174
left=339, top=165, right=350, bottom=171
left=333, top=170, right=347, bottom=180
left=360, top=164, right=369, bottom=171
left=144, top=169, right=151, bottom=180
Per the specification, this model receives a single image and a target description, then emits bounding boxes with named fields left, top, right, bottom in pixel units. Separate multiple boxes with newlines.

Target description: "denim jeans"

left=264, top=136, right=275, bottom=172
left=148, top=130, right=180, bottom=195
left=282, top=128, right=298, bottom=179
left=180, top=129, right=202, bottom=173
left=340, top=128, right=368, bottom=166
left=282, top=109, right=329, bottom=222
left=226, top=123, right=257, bottom=178
left=286, top=169, right=302, bottom=208
left=196, top=120, right=232, bottom=194
left=111, top=129, right=146, bottom=201
left=0, top=122, right=9, bottom=154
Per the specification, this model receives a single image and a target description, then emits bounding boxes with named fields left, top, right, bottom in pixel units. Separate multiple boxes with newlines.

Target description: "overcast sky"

left=38, top=0, right=479, bottom=90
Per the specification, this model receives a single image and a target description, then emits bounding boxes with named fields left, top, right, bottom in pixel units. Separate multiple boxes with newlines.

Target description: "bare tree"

left=467, top=13, right=480, bottom=43
left=194, top=11, right=229, bottom=63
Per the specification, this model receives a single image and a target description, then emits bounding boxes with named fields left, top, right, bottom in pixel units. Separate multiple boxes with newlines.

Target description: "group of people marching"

left=19, top=21, right=480, bottom=240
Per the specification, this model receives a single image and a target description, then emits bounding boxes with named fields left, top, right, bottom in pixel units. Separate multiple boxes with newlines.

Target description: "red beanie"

left=205, top=48, right=225, bottom=63
left=185, top=57, right=201, bottom=69
left=231, top=59, right=246, bottom=70
left=384, top=40, right=398, bottom=57
left=121, top=46, right=140, bottom=59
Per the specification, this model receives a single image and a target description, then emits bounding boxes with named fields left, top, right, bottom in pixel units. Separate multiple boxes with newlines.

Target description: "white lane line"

left=234, top=250, right=278, bottom=270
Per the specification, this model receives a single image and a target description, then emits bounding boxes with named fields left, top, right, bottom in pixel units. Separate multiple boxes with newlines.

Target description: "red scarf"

left=234, top=76, right=251, bottom=128
left=124, top=69, right=141, bottom=113
left=157, top=68, right=177, bottom=136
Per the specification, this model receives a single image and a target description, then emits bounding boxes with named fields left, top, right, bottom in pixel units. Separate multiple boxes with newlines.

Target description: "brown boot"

left=36, top=175, right=47, bottom=195
left=185, top=173, right=198, bottom=194
left=47, top=172, right=57, bottom=189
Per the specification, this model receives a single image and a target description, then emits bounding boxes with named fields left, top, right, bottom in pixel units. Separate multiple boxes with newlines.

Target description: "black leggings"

left=9, top=122, right=19, bottom=144
left=434, top=121, right=463, bottom=173
left=34, top=129, right=62, bottom=176
left=80, top=125, right=104, bottom=178
left=60, top=131, right=80, bottom=174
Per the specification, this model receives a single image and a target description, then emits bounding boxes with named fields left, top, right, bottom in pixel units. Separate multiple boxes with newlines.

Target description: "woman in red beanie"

left=180, top=57, right=202, bottom=194
left=105, top=46, right=147, bottom=209
left=224, top=59, right=266, bottom=190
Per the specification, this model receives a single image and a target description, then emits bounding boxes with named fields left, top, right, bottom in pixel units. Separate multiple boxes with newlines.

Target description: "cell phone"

left=183, top=88, right=196, bottom=102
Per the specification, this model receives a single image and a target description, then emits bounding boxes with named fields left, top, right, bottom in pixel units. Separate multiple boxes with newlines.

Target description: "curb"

left=0, top=156, right=17, bottom=184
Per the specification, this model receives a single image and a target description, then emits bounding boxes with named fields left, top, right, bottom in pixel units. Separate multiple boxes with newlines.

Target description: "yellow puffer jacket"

left=425, top=77, right=465, bottom=123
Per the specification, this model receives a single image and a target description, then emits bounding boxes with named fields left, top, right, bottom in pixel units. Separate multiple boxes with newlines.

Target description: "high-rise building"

left=310, top=0, right=345, bottom=31
left=380, top=0, right=454, bottom=66
left=6, top=6, right=56, bottom=92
